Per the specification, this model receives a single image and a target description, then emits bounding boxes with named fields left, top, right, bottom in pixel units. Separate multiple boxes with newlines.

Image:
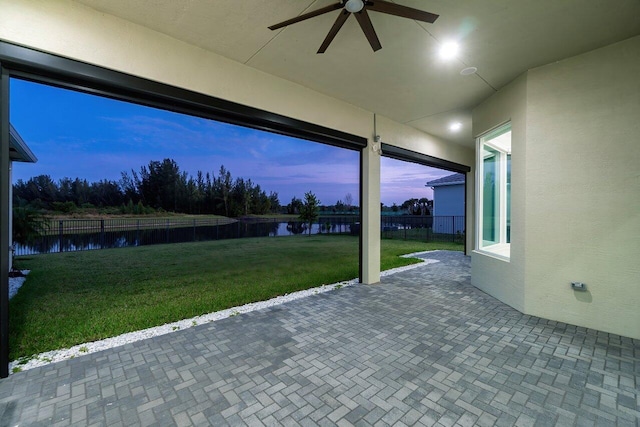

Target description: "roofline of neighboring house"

left=9, top=123, right=37, bottom=163
left=425, top=181, right=465, bottom=188
left=426, top=172, right=466, bottom=188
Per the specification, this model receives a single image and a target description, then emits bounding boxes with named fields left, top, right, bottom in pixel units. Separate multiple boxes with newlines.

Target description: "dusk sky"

left=10, top=78, right=449, bottom=207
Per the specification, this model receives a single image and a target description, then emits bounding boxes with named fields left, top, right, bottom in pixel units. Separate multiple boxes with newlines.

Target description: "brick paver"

left=0, top=251, right=638, bottom=426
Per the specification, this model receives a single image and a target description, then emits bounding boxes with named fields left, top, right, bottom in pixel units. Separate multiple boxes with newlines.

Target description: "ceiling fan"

left=268, top=0, right=439, bottom=53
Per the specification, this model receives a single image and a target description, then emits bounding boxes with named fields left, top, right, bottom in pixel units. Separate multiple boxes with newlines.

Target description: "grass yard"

left=10, top=235, right=463, bottom=359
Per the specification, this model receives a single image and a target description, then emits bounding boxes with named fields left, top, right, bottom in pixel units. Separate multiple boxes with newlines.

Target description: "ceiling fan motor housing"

left=345, top=0, right=365, bottom=13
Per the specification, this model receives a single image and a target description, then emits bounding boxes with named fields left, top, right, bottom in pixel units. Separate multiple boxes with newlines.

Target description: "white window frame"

left=476, top=123, right=511, bottom=261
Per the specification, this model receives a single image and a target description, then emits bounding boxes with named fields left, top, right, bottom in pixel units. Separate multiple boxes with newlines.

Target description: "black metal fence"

left=13, top=215, right=464, bottom=256
left=381, top=215, right=465, bottom=243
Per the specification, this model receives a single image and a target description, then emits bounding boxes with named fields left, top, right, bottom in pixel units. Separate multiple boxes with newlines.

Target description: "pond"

left=13, top=218, right=358, bottom=256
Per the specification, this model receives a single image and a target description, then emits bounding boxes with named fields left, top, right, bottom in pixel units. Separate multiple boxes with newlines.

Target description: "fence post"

left=58, top=220, right=63, bottom=252
left=136, top=220, right=140, bottom=246
left=166, top=219, right=170, bottom=243
left=193, top=218, right=196, bottom=242
left=216, top=219, right=219, bottom=240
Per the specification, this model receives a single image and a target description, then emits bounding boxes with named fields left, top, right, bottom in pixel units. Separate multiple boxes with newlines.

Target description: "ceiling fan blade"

left=366, top=0, right=439, bottom=23
left=269, top=3, right=343, bottom=31
left=354, top=8, right=382, bottom=52
left=318, top=9, right=351, bottom=54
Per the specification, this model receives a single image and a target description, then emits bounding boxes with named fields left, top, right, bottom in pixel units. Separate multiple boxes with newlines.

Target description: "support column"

left=0, top=65, right=10, bottom=378
left=360, top=140, right=381, bottom=284
left=8, top=162, right=12, bottom=271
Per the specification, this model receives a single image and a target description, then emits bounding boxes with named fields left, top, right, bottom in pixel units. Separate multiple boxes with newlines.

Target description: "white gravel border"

left=382, top=250, right=441, bottom=276
left=9, top=251, right=441, bottom=374
left=9, top=270, right=30, bottom=300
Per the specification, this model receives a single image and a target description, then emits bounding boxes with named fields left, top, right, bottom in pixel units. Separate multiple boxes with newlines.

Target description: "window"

left=476, top=123, right=511, bottom=259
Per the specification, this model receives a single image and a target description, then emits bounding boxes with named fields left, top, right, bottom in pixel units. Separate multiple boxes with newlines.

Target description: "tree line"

left=13, top=159, right=280, bottom=217
left=375, top=198, right=432, bottom=215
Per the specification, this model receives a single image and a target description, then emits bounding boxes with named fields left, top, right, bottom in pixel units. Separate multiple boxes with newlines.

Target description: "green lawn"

left=10, top=236, right=462, bottom=359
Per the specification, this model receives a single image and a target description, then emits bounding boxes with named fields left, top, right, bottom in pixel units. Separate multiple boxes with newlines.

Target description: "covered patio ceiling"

left=73, top=0, right=640, bottom=148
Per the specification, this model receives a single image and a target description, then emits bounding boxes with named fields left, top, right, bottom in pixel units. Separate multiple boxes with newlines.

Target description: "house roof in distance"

left=426, top=173, right=465, bottom=187
left=9, top=123, right=37, bottom=163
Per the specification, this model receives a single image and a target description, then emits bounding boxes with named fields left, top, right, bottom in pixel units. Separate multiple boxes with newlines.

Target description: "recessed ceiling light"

left=449, top=122, right=462, bottom=132
left=439, top=41, right=459, bottom=60
left=460, top=67, right=477, bottom=75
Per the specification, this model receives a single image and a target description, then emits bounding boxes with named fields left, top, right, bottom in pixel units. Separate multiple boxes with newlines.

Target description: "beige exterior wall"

left=473, top=36, right=640, bottom=339
left=0, top=0, right=473, bottom=284
left=471, top=74, right=527, bottom=312
left=524, top=36, right=640, bottom=338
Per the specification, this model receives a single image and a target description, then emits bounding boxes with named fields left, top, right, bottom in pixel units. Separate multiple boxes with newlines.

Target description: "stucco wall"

left=524, top=36, right=640, bottom=338
left=473, top=36, right=640, bottom=339
left=471, top=74, right=527, bottom=312
left=0, top=0, right=474, bottom=283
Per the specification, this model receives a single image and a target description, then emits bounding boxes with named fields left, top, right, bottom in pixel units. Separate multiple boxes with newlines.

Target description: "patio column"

left=0, top=65, right=9, bottom=378
left=8, top=162, right=11, bottom=271
left=361, top=140, right=380, bottom=284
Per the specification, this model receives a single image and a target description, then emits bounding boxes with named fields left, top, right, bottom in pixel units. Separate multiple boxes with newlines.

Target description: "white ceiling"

left=74, top=0, right=640, bottom=148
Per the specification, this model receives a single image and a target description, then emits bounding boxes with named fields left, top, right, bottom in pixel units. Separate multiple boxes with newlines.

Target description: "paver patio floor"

left=0, top=251, right=638, bottom=426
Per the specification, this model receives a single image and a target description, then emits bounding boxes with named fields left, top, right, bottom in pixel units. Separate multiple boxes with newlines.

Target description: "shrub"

left=51, top=201, right=77, bottom=213
left=12, top=206, right=49, bottom=245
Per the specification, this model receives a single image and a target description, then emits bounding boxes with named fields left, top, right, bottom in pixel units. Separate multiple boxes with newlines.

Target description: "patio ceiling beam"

left=380, top=143, right=471, bottom=173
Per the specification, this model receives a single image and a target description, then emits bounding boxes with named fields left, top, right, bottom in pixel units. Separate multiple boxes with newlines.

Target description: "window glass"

left=482, top=146, right=499, bottom=246
left=506, top=153, right=511, bottom=243
left=477, top=123, right=511, bottom=258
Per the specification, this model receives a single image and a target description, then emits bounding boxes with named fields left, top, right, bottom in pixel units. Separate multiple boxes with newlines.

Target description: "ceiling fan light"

left=449, top=122, right=462, bottom=132
left=345, top=0, right=365, bottom=13
left=439, top=41, right=460, bottom=60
